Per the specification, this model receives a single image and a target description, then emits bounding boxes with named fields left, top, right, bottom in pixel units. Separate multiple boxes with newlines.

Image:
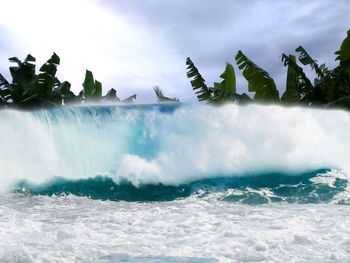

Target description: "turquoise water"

left=14, top=169, right=348, bottom=204
left=0, top=103, right=350, bottom=262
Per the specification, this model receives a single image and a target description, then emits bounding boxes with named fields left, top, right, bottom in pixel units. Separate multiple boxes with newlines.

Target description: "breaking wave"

left=13, top=169, right=350, bottom=204
left=0, top=103, right=349, bottom=202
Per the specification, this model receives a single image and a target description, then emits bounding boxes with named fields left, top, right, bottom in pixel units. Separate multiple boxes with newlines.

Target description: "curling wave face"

left=12, top=170, right=349, bottom=204
left=0, top=103, right=349, bottom=202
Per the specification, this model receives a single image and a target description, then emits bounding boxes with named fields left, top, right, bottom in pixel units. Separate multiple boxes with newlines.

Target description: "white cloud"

left=0, top=0, right=186, bottom=101
left=0, top=0, right=349, bottom=102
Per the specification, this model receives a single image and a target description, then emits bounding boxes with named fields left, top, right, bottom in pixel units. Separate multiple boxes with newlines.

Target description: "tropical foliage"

left=0, top=55, right=137, bottom=108
left=235, top=51, right=279, bottom=102
left=0, top=29, right=349, bottom=110
left=281, top=30, right=350, bottom=108
left=82, top=70, right=102, bottom=101
left=0, top=53, right=72, bottom=108
left=186, top=29, right=350, bottom=110
left=153, top=86, right=179, bottom=102
left=185, top=58, right=211, bottom=102
left=186, top=58, right=251, bottom=104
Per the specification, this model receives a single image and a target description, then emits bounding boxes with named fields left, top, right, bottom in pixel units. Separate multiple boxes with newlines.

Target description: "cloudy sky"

left=0, top=0, right=349, bottom=102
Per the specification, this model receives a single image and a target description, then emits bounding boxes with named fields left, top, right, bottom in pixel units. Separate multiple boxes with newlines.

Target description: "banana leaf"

left=281, top=55, right=301, bottom=103
left=296, top=46, right=327, bottom=78
left=186, top=57, right=212, bottom=102
left=235, top=51, right=279, bottom=102
left=335, top=29, right=350, bottom=62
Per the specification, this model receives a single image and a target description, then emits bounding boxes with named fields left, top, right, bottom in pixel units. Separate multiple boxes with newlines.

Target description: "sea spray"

left=1, top=104, right=350, bottom=262
left=0, top=103, right=349, bottom=192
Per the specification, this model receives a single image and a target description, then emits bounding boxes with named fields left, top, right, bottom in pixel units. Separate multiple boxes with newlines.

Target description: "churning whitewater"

left=1, top=103, right=350, bottom=262
left=0, top=103, right=349, bottom=190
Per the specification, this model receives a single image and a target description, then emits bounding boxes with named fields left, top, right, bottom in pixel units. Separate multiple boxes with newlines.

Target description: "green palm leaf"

left=93, top=80, right=102, bottom=99
left=211, top=63, right=238, bottom=102
left=281, top=55, right=302, bottom=103
left=281, top=54, right=314, bottom=101
left=296, top=46, right=328, bottom=78
left=235, top=51, right=279, bottom=102
left=213, top=63, right=236, bottom=93
left=335, top=29, right=350, bottom=62
left=186, top=57, right=212, bottom=102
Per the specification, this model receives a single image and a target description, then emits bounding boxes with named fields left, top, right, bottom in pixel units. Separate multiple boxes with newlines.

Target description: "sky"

left=0, top=0, right=349, bottom=102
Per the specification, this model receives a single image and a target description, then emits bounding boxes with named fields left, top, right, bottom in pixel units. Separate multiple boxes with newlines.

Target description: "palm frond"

left=186, top=57, right=212, bottom=102
left=0, top=73, right=11, bottom=102
left=335, top=29, right=350, bottom=62
left=153, top=86, right=164, bottom=98
left=296, top=46, right=328, bottom=78
left=235, top=51, right=279, bottom=102
left=213, top=63, right=236, bottom=93
left=103, top=88, right=119, bottom=101
left=154, top=86, right=179, bottom=102
left=122, top=94, right=137, bottom=103
left=211, top=88, right=252, bottom=104
left=210, top=63, right=238, bottom=103
left=281, top=55, right=302, bottom=104
left=281, top=54, right=314, bottom=101
left=0, top=73, right=9, bottom=89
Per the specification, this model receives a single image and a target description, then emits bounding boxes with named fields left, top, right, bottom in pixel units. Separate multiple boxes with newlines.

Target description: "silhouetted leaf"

left=93, top=80, right=102, bottom=98
left=82, top=70, right=95, bottom=98
left=104, top=88, right=119, bottom=101
left=39, top=63, right=57, bottom=76
left=154, top=86, right=179, bottom=102
left=296, top=46, right=327, bottom=78
left=25, top=54, right=36, bottom=62
left=9, top=57, right=22, bottom=65
left=281, top=55, right=301, bottom=103
left=281, top=53, right=313, bottom=103
left=335, top=29, right=350, bottom=62
left=47, top=52, right=60, bottom=65
left=122, top=94, right=137, bottom=103
left=186, top=57, right=212, bottom=102
left=216, top=63, right=236, bottom=93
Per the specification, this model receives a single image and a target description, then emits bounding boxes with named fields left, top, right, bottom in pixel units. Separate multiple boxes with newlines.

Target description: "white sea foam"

left=0, top=104, right=349, bottom=190
left=0, top=194, right=350, bottom=262
left=1, top=104, right=350, bottom=262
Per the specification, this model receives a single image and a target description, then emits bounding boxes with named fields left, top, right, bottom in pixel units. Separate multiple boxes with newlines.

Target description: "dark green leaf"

left=235, top=50, right=279, bottom=102
left=281, top=55, right=301, bottom=103
left=335, top=29, right=350, bottom=62
left=57, top=81, right=71, bottom=95
left=93, top=80, right=102, bottom=98
left=25, top=54, right=36, bottom=62
left=219, top=63, right=236, bottom=93
left=9, top=57, right=22, bottom=65
left=186, top=57, right=212, bottom=102
left=82, top=70, right=95, bottom=98
left=39, top=63, right=57, bottom=76
left=281, top=53, right=314, bottom=103
left=47, top=52, right=60, bottom=65
left=295, top=46, right=327, bottom=78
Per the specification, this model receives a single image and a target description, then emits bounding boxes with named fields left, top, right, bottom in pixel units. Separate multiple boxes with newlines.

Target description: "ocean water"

left=0, top=103, right=350, bottom=262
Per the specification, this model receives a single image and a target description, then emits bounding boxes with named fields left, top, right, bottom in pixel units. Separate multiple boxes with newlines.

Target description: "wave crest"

left=0, top=104, right=349, bottom=192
